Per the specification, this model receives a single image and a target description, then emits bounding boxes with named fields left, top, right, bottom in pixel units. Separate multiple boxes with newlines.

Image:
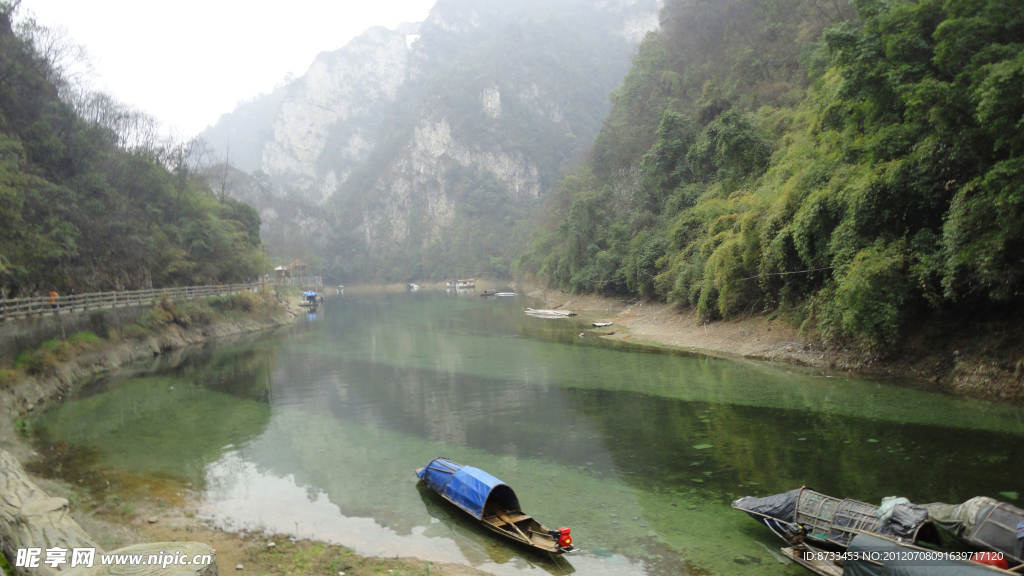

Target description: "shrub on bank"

left=13, top=332, right=103, bottom=375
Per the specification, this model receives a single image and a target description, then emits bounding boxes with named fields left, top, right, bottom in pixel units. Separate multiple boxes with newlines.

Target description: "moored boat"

left=415, top=457, right=575, bottom=554
left=734, top=488, right=1024, bottom=575
left=524, top=308, right=576, bottom=318
left=732, top=487, right=940, bottom=549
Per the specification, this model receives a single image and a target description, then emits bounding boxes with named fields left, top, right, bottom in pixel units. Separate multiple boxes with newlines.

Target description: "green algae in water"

left=31, top=292, right=1024, bottom=576
left=31, top=376, right=270, bottom=486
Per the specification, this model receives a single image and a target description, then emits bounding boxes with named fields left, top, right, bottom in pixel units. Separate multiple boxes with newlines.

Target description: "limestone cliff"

left=201, top=0, right=662, bottom=280
left=261, top=26, right=411, bottom=203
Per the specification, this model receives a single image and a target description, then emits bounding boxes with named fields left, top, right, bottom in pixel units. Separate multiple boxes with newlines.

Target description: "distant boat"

left=416, top=457, right=575, bottom=555
left=481, top=291, right=517, bottom=297
left=300, top=290, right=320, bottom=307
left=525, top=308, right=576, bottom=318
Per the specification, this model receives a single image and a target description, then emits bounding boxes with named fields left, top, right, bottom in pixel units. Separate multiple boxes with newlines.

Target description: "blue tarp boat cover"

left=304, top=291, right=317, bottom=297
left=417, top=458, right=521, bottom=520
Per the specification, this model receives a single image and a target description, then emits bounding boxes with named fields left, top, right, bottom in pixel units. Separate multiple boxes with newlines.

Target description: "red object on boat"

left=557, top=527, right=572, bottom=548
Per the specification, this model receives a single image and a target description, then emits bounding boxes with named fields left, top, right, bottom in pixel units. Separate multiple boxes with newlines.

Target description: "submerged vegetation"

left=517, top=0, right=1024, bottom=350
left=0, top=3, right=267, bottom=298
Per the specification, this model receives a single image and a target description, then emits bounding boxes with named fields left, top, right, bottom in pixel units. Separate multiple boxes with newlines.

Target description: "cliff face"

left=201, top=0, right=661, bottom=280
left=261, top=27, right=411, bottom=203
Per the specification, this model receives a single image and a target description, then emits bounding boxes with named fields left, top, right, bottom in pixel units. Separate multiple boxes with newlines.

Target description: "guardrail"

left=0, top=283, right=260, bottom=322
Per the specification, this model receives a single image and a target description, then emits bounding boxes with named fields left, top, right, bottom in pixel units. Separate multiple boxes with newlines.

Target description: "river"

left=29, top=289, right=1024, bottom=576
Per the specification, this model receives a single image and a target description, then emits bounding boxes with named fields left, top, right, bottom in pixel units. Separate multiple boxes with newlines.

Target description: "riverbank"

left=509, top=282, right=1024, bottom=402
left=25, top=468, right=486, bottom=576
left=0, top=289, right=300, bottom=462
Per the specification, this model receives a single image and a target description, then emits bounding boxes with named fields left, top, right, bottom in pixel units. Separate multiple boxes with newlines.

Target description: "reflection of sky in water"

left=33, top=291, right=1024, bottom=576
left=202, top=452, right=644, bottom=576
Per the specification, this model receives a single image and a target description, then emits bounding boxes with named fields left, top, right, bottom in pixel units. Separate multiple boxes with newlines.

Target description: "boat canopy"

left=925, top=497, right=1024, bottom=564
left=417, top=458, right=520, bottom=520
left=734, top=488, right=931, bottom=547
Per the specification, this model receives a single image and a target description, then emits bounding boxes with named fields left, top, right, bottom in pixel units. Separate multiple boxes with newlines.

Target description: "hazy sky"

left=18, top=0, right=436, bottom=137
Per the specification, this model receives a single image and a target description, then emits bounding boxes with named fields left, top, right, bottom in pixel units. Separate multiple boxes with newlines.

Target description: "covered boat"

left=735, top=489, right=1022, bottom=576
left=733, top=487, right=938, bottom=549
left=300, top=290, right=320, bottom=307
left=416, top=457, right=575, bottom=554
left=925, top=497, right=1024, bottom=565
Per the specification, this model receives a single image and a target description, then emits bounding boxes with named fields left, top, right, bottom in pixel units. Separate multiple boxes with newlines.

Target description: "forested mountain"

left=517, top=0, right=1024, bottom=349
left=201, top=0, right=660, bottom=281
left=0, top=6, right=266, bottom=297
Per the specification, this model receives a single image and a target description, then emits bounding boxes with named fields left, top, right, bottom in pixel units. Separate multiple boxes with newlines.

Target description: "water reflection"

left=30, top=291, right=1024, bottom=576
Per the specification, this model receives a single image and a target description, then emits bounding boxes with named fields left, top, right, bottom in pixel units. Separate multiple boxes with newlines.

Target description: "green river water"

left=30, top=290, right=1024, bottom=576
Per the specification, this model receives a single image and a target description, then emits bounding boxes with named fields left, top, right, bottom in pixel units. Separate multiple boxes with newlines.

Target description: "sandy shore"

left=503, top=281, right=1024, bottom=400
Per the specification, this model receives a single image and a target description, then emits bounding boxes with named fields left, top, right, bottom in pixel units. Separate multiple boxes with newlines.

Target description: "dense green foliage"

left=518, top=0, right=1024, bottom=349
left=0, top=7, right=267, bottom=297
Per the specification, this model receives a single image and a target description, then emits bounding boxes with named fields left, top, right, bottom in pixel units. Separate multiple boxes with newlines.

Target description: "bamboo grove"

left=516, top=0, right=1024, bottom=349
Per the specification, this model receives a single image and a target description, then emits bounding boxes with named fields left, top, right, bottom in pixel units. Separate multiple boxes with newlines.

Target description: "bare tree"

left=15, top=16, right=94, bottom=99
left=62, top=89, right=162, bottom=152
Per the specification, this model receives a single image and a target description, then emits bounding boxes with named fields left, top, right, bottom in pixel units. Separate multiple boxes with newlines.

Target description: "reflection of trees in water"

left=560, top=387, right=1024, bottom=507
left=270, top=355, right=616, bottom=469
left=159, top=336, right=283, bottom=401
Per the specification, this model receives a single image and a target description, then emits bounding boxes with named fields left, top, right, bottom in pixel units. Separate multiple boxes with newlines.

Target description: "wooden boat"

left=416, top=457, right=575, bottom=554
left=735, top=488, right=1023, bottom=575
left=733, top=487, right=941, bottom=549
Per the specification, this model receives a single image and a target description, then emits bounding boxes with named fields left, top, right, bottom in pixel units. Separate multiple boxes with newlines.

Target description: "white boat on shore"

left=524, top=308, right=576, bottom=318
